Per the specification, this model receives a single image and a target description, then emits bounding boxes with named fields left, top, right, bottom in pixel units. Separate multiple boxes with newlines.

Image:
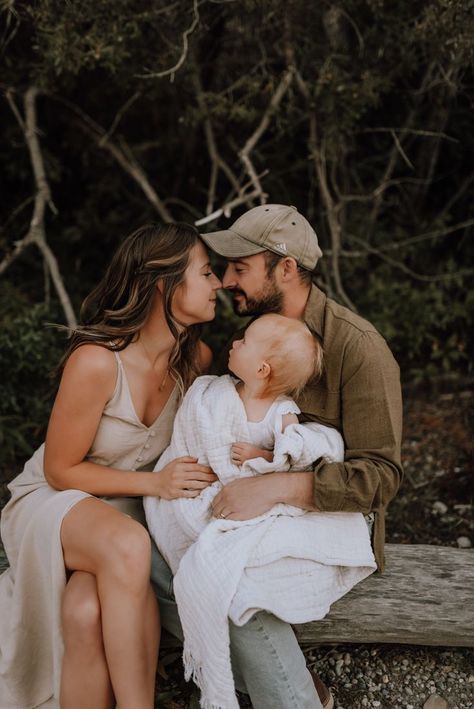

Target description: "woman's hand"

left=154, top=456, right=217, bottom=500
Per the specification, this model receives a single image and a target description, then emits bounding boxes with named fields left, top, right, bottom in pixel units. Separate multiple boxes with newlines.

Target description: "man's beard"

left=231, top=277, right=283, bottom=316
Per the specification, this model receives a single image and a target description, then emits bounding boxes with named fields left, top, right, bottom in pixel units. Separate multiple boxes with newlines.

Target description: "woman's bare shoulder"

left=63, top=344, right=117, bottom=388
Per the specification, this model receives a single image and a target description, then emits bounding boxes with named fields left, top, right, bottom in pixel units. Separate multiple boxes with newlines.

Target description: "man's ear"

left=257, top=360, right=271, bottom=380
left=280, top=257, right=299, bottom=281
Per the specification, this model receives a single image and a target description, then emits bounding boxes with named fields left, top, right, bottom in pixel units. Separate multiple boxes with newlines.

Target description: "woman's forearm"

left=45, top=461, right=160, bottom=497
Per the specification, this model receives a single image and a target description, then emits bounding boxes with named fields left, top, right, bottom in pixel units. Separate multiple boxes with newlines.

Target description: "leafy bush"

left=0, top=298, right=65, bottom=473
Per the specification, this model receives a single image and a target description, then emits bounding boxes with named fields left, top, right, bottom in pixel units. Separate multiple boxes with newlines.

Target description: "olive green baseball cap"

left=201, top=204, right=323, bottom=271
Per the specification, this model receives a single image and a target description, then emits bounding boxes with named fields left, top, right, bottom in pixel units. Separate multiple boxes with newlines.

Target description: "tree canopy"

left=1, top=0, right=473, bottom=463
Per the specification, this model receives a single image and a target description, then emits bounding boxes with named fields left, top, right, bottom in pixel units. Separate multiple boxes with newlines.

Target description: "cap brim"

left=200, top=229, right=265, bottom=258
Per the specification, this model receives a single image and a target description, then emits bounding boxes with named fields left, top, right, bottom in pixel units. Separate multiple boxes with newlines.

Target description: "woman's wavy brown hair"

left=59, top=222, right=203, bottom=397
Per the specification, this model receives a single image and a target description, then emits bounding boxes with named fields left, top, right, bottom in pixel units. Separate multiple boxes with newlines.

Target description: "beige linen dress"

left=0, top=352, right=179, bottom=709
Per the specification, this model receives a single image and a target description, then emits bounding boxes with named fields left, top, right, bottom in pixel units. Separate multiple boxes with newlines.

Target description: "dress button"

left=150, top=431, right=156, bottom=437
left=144, top=443, right=150, bottom=449
left=137, top=456, right=143, bottom=462
left=131, top=467, right=136, bottom=471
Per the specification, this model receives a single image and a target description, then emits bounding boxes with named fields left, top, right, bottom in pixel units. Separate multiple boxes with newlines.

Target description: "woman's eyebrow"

left=199, top=261, right=212, bottom=270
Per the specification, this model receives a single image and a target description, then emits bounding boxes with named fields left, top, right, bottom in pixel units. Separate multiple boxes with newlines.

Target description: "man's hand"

left=231, top=442, right=273, bottom=465
left=211, top=472, right=316, bottom=521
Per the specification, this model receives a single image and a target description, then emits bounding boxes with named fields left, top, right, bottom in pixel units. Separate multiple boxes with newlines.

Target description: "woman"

left=0, top=222, right=221, bottom=709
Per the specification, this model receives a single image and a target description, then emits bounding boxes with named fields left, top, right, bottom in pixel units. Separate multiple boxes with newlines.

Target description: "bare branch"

left=365, top=63, right=437, bottom=237
left=373, top=219, right=474, bottom=252
left=0, top=195, right=35, bottom=234
left=0, top=230, right=35, bottom=275
left=138, top=0, right=200, bottom=81
left=192, top=67, right=245, bottom=215
left=194, top=188, right=266, bottom=227
left=358, top=127, right=458, bottom=143
left=163, top=197, right=202, bottom=219
left=390, top=129, right=414, bottom=170
left=99, top=91, right=142, bottom=145
left=338, top=6, right=364, bottom=53
left=1, top=87, right=77, bottom=327
left=239, top=68, right=294, bottom=202
left=339, top=176, right=431, bottom=204
left=50, top=94, right=174, bottom=223
left=326, top=219, right=474, bottom=259
left=434, top=175, right=474, bottom=224
left=5, top=88, right=25, bottom=132
left=350, top=234, right=474, bottom=282
left=289, top=62, right=357, bottom=311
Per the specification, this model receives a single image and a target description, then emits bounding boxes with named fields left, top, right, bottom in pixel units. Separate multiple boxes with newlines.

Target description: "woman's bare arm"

left=44, top=345, right=215, bottom=498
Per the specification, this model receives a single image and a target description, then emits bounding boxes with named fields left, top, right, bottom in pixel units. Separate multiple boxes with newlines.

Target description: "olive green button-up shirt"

left=299, top=285, right=403, bottom=571
left=218, top=285, right=403, bottom=571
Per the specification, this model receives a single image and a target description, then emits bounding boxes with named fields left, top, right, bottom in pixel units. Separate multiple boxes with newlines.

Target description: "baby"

left=226, top=313, right=323, bottom=471
left=145, top=313, right=336, bottom=573
left=144, top=314, right=375, bottom=709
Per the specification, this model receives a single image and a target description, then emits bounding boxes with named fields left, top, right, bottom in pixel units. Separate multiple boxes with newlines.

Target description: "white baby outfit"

left=144, top=375, right=376, bottom=709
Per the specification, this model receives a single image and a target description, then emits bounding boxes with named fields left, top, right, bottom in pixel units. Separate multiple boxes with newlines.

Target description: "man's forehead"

left=227, top=253, right=265, bottom=266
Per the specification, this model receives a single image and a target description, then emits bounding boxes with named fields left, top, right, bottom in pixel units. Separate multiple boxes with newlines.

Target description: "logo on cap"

left=275, top=242, right=288, bottom=253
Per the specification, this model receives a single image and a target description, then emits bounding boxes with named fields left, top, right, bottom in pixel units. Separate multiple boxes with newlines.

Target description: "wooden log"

left=1, top=541, right=472, bottom=647
left=294, top=544, right=474, bottom=647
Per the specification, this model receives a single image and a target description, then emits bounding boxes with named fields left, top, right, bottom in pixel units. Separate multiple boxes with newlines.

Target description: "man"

left=151, top=204, right=403, bottom=708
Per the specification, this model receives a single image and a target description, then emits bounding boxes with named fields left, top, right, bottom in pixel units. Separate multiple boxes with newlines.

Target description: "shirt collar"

left=304, top=284, right=327, bottom=338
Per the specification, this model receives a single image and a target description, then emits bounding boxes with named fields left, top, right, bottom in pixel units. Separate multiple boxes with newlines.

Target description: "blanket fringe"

left=183, top=648, right=239, bottom=709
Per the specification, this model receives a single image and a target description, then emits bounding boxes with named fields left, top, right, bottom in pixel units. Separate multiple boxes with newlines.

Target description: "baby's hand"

left=231, top=442, right=273, bottom=465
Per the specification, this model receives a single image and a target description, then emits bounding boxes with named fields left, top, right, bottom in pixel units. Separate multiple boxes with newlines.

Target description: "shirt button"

left=137, top=456, right=143, bottom=462
left=150, top=431, right=156, bottom=437
left=144, top=443, right=150, bottom=449
left=131, top=467, right=136, bottom=471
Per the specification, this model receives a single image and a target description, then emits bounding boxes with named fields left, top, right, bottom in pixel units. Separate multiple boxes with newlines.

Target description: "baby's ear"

left=257, top=360, right=271, bottom=380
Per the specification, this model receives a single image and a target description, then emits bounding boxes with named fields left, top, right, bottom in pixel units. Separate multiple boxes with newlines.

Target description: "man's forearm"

left=272, top=471, right=316, bottom=509
left=312, top=456, right=403, bottom=513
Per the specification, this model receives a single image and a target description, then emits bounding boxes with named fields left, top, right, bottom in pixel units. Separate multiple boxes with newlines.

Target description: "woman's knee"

left=62, top=575, right=102, bottom=647
left=104, top=519, right=152, bottom=587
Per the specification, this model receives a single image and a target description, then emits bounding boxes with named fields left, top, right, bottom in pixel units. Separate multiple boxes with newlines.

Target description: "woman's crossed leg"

left=60, top=497, right=159, bottom=709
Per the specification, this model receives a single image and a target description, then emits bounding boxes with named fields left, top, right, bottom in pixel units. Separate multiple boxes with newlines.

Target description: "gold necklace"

left=140, top=339, right=169, bottom=391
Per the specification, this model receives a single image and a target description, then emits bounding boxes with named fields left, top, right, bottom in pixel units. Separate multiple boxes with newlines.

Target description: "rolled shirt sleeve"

left=311, top=330, right=403, bottom=514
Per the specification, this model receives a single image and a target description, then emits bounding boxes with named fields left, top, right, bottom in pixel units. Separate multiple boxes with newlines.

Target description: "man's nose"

left=222, top=265, right=236, bottom=289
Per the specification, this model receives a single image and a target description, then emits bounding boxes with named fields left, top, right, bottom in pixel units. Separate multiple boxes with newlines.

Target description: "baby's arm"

left=231, top=413, right=299, bottom=465
left=231, top=442, right=273, bottom=465
left=281, top=412, right=299, bottom=431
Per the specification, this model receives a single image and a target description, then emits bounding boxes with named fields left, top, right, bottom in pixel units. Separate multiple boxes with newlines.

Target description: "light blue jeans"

left=150, top=541, right=322, bottom=709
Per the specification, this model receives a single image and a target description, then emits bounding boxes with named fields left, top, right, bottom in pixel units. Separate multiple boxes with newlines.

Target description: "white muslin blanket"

left=144, top=375, right=376, bottom=709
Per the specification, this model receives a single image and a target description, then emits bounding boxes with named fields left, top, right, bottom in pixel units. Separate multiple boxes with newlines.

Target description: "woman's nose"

left=213, top=274, right=223, bottom=289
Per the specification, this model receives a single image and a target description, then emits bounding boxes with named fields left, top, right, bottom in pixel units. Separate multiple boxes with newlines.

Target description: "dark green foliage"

left=0, top=293, right=65, bottom=468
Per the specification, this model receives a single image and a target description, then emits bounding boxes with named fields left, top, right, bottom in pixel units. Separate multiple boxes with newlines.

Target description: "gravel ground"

left=1, top=386, right=473, bottom=708
left=153, top=639, right=474, bottom=709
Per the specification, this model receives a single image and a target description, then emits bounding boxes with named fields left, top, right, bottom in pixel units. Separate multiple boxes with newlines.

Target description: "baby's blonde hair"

left=255, top=314, right=323, bottom=398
